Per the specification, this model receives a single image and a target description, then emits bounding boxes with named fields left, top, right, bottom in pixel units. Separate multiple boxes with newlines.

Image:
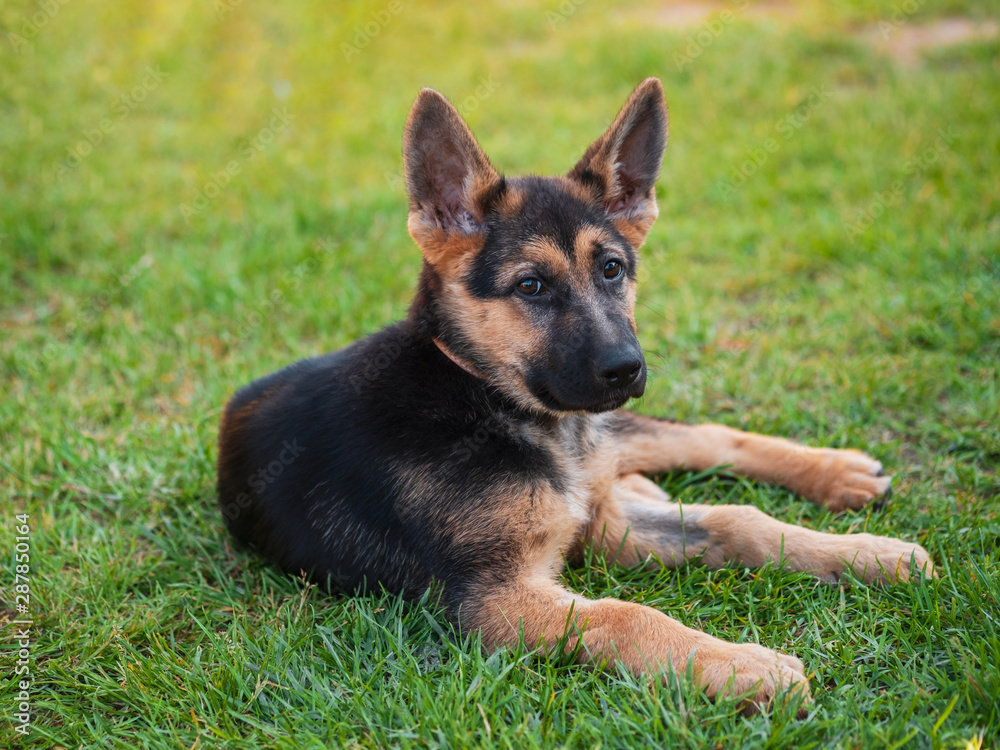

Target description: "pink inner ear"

left=419, top=144, right=484, bottom=231
left=432, top=160, right=467, bottom=224
left=618, top=120, right=657, bottom=178
left=405, top=89, right=493, bottom=233
left=606, top=168, right=643, bottom=216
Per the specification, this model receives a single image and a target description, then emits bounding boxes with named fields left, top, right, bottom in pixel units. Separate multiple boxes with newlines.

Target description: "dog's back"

left=217, top=321, right=561, bottom=602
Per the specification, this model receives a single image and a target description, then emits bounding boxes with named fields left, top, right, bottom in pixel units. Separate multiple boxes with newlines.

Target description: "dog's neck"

left=432, top=337, right=488, bottom=380
left=410, top=263, right=489, bottom=381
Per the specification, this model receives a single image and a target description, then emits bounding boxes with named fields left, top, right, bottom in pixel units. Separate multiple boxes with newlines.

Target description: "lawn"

left=1, top=0, right=999, bottom=747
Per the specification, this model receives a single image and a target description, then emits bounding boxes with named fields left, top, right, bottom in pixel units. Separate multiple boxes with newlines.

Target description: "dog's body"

left=218, top=79, right=932, bottom=710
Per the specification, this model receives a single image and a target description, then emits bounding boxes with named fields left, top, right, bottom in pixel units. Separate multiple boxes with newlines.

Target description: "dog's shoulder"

left=216, top=321, right=581, bottom=594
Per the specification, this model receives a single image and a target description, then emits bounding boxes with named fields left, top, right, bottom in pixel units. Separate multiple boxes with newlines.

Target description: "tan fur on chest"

left=515, top=414, right=618, bottom=577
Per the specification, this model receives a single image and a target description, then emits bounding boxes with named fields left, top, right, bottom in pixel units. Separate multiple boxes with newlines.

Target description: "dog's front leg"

left=607, top=412, right=892, bottom=511
left=461, top=576, right=810, bottom=713
left=590, top=474, right=933, bottom=583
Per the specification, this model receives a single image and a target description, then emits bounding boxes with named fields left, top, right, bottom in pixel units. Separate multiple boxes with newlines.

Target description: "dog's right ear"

left=403, top=89, right=502, bottom=268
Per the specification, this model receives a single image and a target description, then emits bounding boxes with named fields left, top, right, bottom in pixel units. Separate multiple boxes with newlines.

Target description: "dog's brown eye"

left=603, top=260, right=623, bottom=280
left=517, top=278, right=546, bottom=296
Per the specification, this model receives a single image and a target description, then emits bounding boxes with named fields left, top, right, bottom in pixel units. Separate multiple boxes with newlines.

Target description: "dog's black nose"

left=600, top=357, right=643, bottom=386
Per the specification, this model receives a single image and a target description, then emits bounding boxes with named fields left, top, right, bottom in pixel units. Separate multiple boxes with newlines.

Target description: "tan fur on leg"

left=466, top=576, right=811, bottom=713
left=610, top=413, right=892, bottom=511
left=587, top=474, right=933, bottom=583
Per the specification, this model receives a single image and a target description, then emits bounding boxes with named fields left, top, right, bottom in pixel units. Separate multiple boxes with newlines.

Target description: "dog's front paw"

left=698, top=642, right=811, bottom=714
left=797, top=448, right=892, bottom=512
left=819, top=533, right=934, bottom=584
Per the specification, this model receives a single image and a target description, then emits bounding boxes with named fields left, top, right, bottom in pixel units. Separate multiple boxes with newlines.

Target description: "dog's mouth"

left=534, top=382, right=642, bottom=414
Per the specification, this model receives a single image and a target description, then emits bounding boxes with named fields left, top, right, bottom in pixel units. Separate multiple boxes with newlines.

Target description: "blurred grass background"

left=1, top=0, right=999, bottom=747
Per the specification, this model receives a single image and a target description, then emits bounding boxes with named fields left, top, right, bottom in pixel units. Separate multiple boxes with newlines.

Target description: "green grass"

left=2, top=0, right=999, bottom=747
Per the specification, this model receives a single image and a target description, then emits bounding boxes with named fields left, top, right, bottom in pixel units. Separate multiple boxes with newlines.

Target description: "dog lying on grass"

left=217, top=78, right=933, bottom=712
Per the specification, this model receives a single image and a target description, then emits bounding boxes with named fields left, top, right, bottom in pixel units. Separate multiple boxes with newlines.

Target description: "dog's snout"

left=600, top=355, right=643, bottom=387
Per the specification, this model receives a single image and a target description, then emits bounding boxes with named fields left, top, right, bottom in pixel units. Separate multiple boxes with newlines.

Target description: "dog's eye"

left=603, top=260, right=624, bottom=280
left=516, top=278, right=546, bottom=296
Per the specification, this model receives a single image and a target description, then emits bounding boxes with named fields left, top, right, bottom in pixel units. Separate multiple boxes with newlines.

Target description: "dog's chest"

left=543, top=414, right=615, bottom=526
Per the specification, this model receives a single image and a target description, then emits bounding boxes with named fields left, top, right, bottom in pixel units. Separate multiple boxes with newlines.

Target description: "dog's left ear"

left=403, top=88, right=503, bottom=268
left=568, top=78, right=668, bottom=248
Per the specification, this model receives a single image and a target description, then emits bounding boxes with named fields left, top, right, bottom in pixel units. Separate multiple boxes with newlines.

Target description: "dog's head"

left=404, top=79, right=667, bottom=415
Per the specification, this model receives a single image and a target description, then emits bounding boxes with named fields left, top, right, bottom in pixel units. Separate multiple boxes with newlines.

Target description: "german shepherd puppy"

left=217, top=78, right=933, bottom=711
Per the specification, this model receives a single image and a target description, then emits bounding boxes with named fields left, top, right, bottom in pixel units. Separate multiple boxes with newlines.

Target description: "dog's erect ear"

left=403, top=88, right=502, bottom=267
left=568, top=78, right=668, bottom=248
